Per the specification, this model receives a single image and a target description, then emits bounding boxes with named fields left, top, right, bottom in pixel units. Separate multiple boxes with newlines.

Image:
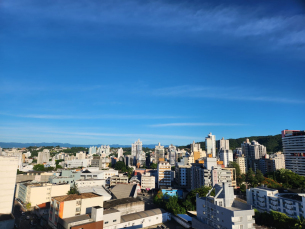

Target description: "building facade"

left=205, top=133, right=216, bottom=157
left=282, top=130, right=305, bottom=176
left=157, top=162, right=171, bottom=188
left=175, top=165, right=191, bottom=189
left=247, top=186, right=305, bottom=219
left=193, top=182, right=255, bottom=229
left=219, top=149, right=233, bottom=167
left=141, top=175, right=155, bottom=190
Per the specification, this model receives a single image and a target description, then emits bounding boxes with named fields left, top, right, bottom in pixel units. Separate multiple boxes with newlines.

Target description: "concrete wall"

left=109, top=201, right=145, bottom=216
left=81, top=196, right=104, bottom=215
left=51, top=184, right=70, bottom=197
left=104, top=211, right=121, bottom=227
left=76, top=179, right=105, bottom=188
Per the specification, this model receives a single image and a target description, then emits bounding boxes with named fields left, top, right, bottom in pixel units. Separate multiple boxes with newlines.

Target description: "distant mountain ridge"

left=0, top=134, right=283, bottom=152
left=0, top=142, right=158, bottom=149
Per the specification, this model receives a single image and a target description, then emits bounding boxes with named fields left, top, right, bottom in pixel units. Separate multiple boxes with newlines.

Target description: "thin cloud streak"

left=0, top=113, right=184, bottom=120
left=150, top=85, right=305, bottom=104
left=149, top=123, right=245, bottom=127
left=1, top=0, right=305, bottom=51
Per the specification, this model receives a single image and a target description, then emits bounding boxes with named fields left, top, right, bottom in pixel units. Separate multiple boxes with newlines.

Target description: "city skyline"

left=1, top=0, right=304, bottom=145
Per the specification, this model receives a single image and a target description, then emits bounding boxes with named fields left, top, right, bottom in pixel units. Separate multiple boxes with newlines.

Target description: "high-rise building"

left=193, top=182, right=255, bottom=229
left=117, top=148, right=123, bottom=158
left=234, top=155, right=247, bottom=174
left=97, top=145, right=110, bottom=155
left=168, top=144, right=176, bottom=165
left=219, top=137, right=230, bottom=150
left=132, top=139, right=142, bottom=160
left=219, top=149, right=233, bottom=167
left=89, top=146, right=97, bottom=155
left=155, top=143, right=165, bottom=163
left=76, top=151, right=86, bottom=160
left=282, top=130, right=305, bottom=176
left=175, top=165, right=191, bottom=189
left=205, top=133, right=216, bottom=157
left=157, top=162, right=171, bottom=188
left=242, top=139, right=266, bottom=170
left=37, top=149, right=50, bottom=164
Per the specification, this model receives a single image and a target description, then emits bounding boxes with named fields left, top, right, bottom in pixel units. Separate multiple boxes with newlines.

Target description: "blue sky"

left=0, top=0, right=304, bottom=145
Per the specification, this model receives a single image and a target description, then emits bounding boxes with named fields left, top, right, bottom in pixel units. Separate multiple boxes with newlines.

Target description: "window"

left=247, top=215, right=253, bottom=220
left=203, top=204, right=205, bottom=207
left=156, top=217, right=158, bottom=219
left=113, top=219, right=117, bottom=222
left=105, top=221, right=109, bottom=224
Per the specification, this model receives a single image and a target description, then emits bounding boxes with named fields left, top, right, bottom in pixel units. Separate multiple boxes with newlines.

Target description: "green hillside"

left=180, top=134, right=282, bottom=153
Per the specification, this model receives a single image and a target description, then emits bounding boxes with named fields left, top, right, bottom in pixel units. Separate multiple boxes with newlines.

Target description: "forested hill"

left=180, top=134, right=282, bottom=153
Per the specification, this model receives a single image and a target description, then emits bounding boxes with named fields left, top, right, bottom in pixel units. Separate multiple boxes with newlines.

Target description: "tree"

left=33, top=164, right=45, bottom=171
left=150, top=163, right=157, bottom=169
left=26, top=203, right=31, bottom=210
left=67, top=184, right=79, bottom=195
left=184, top=186, right=215, bottom=211
left=246, top=168, right=257, bottom=187
left=166, top=195, right=186, bottom=215
left=229, top=161, right=241, bottom=177
left=255, top=170, right=265, bottom=184
left=240, top=184, right=246, bottom=193
left=114, top=161, right=126, bottom=171
left=294, top=216, right=305, bottom=229
left=17, top=169, right=24, bottom=174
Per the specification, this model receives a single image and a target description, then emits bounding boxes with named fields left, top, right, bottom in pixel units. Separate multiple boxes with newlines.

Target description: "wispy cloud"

left=0, top=112, right=184, bottom=120
left=149, top=85, right=305, bottom=104
left=1, top=0, right=305, bottom=52
left=149, top=123, right=245, bottom=127
left=0, top=126, right=201, bottom=141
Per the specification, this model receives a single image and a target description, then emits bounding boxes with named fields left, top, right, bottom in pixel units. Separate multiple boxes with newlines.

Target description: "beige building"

left=141, top=175, right=155, bottom=190
left=110, top=174, right=129, bottom=186
left=157, top=162, right=171, bottom=188
left=222, top=167, right=237, bottom=188
left=270, top=152, right=285, bottom=170
left=18, top=182, right=70, bottom=207
left=0, top=156, right=19, bottom=214
left=235, top=155, right=247, bottom=174
left=49, top=193, right=103, bottom=228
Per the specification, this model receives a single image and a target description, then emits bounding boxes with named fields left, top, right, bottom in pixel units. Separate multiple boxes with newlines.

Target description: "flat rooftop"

left=104, top=197, right=143, bottom=209
left=121, top=208, right=166, bottom=223
left=253, top=187, right=277, bottom=192
left=53, top=192, right=101, bottom=202
left=62, top=214, right=90, bottom=224
left=104, top=208, right=120, bottom=215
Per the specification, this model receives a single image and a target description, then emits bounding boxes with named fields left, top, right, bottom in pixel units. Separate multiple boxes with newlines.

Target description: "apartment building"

left=193, top=182, right=255, bottom=229
left=75, top=151, right=86, bottom=160
left=64, top=159, right=89, bottom=168
left=234, top=155, right=247, bottom=174
left=247, top=186, right=305, bottom=219
left=110, top=174, right=129, bottom=186
left=141, top=175, right=155, bottom=190
left=155, top=143, right=165, bottom=163
left=282, top=130, right=305, bottom=176
left=191, top=157, right=236, bottom=189
left=219, top=149, right=233, bottom=167
left=18, top=182, right=70, bottom=207
left=49, top=170, right=81, bottom=187
left=48, top=193, right=103, bottom=228
left=206, top=132, right=216, bottom=157
left=175, top=165, right=191, bottom=189
left=37, top=149, right=50, bottom=164
left=0, top=156, right=18, bottom=229
left=81, top=169, right=118, bottom=184
left=17, top=171, right=54, bottom=183
left=157, top=162, right=171, bottom=188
